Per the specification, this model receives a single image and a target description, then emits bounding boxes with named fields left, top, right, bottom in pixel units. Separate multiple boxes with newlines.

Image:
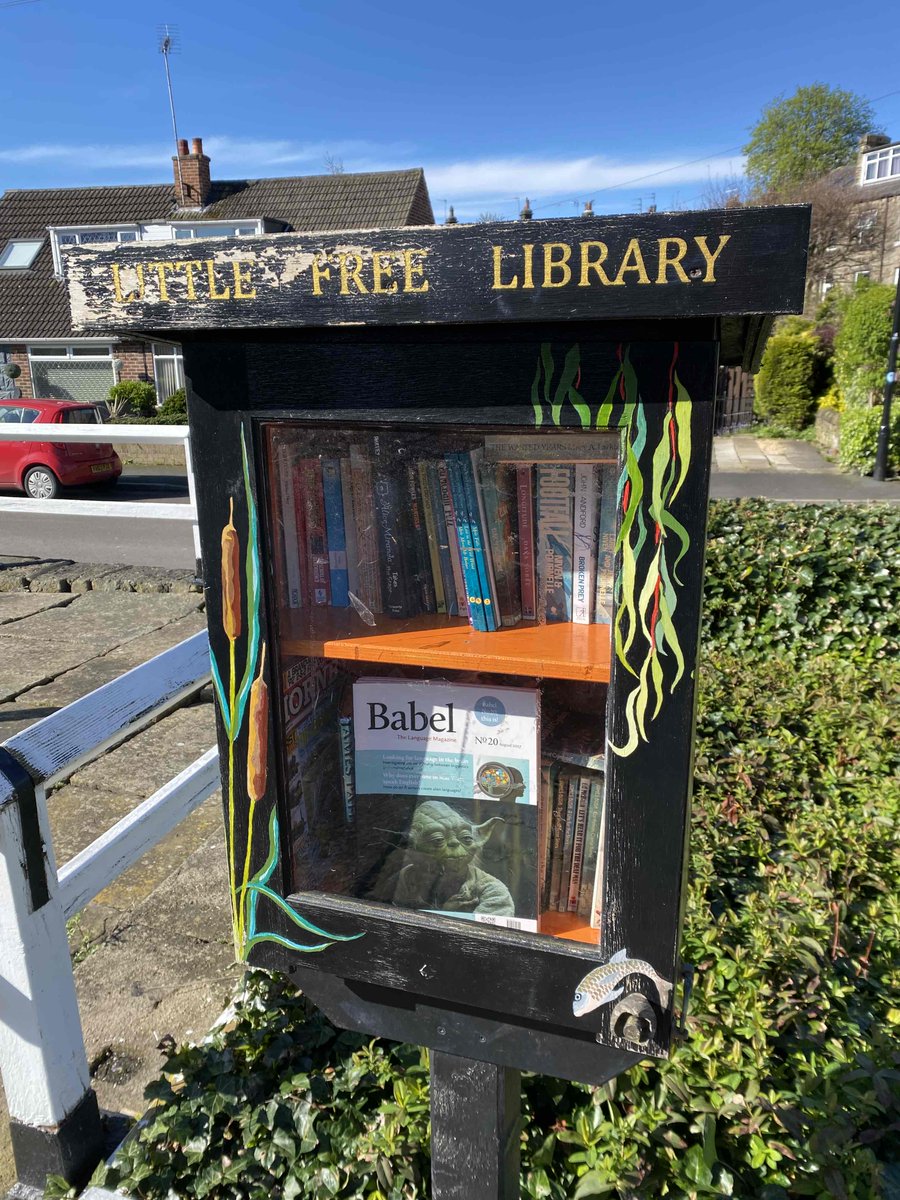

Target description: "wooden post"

left=430, top=1051, right=521, bottom=1200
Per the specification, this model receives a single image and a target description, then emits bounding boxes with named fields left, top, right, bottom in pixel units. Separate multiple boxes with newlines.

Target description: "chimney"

left=859, top=132, right=890, bottom=155
left=173, top=135, right=211, bottom=208
left=519, top=197, right=533, bottom=221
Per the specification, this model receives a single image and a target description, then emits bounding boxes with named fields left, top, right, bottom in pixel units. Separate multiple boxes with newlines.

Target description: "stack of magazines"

left=271, top=432, right=620, bottom=632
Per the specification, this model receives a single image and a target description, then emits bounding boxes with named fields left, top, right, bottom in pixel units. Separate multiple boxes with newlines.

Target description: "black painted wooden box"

left=65, top=207, right=809, bottom=1083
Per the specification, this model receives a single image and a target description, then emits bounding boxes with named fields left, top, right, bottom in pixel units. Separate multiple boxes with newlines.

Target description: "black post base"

left=430, top=1050, right=521, bottom=1200
left=9, top=1089, right=105, bottom=1192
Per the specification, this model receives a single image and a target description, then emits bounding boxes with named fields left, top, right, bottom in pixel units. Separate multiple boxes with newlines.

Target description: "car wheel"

left=23, top=466, right=60, bottom=499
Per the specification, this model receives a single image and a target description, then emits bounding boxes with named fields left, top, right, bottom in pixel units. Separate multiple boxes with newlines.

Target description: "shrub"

left=816, top=388, right=843, bottom=412
left=833, top=281, right=894, bottom=402
left=108, top=379, right=157, bottom=419
left=839, top=403, right=900, bottom=475
left=155, top=387, right=187, bottom=423
left=754, top=331, right=825, bottom=431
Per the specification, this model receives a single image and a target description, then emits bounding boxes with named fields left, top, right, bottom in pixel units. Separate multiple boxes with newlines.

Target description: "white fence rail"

left=0, top=422, right=200, bottom=563
left=0, top=631, right=216, bottom=1191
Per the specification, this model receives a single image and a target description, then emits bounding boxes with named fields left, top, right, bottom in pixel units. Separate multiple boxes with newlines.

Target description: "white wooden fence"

left=0, top=418, right=220, bottom=1189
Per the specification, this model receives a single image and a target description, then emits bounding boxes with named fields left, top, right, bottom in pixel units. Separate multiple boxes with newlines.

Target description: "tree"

left=744, top=83, right=874, bottom=192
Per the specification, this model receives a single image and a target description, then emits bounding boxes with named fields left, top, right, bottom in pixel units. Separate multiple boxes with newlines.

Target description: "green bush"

left=155, top=387, right=187, bottom=423
left=839, top=404, right=900, bottom=475
left=833, top=281, right=894, bottom=403
left=754, top=332, right=823, bottom=431
left=108, top=379, right=157, bottom=418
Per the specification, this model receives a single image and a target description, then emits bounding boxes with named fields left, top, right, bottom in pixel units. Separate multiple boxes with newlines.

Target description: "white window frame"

left=0, top=239, right=44, bottom=270
left=49, top=225, right=140, bottom=275
left=854, top=270, right=871, bottom=282
left=151, top=342, right=185, bottom=399
left=860, top=144, right=900, bottom=184
left=169, top=220, right=262, bottom=240
left=27, top=342, right=119, bottom=402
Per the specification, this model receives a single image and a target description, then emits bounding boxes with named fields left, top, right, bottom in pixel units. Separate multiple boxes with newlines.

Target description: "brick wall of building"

left=116, top=341, right=155, bottom=384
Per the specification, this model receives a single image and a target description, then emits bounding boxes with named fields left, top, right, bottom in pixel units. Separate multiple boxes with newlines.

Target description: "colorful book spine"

left=573, top=463, right=599, bottom=625
left=321, top=458, right=349, bottom=608
left=405, top=463, right=436, bottom=614
left=437, top=460, right=468, bottom=617
left=557, top=774, right=580, bottom=912
left=425, top=461, right=457, bottom=616
left=296, top=458, right=330, bottom=606
left=339, top=713, right=355, bottom=824
left=593, top=463, right=617, bottom=625
left=480, top=459, right=522, bottom=627
left=546, top=769, right=569, bottom=911
left=466, top=448, right=500, bottom=630
left=445, top=455, right=487, bottom=631
left=535, top=464, right=574, bottom=624
left=566, top=773, right=592, bottom=912
left=349, top=445, right=383, bottom=615
left=517, top=465, right=537, bottom=620
left=418, top=462, right=447, bottom=614
left=340, top=458, right=360, bottom=603
left=588, top=777, right=608, bottom=929
left=278, top=442, right=303, bottom=608
left=578, top=776, right=606, bottom=919
left=371, top=438, right=410, bottom=618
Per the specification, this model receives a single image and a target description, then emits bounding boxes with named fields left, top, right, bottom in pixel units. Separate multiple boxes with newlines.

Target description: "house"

left=0, top=138, right=434, bottom=402
left=819, top=133, right=900, bottom=297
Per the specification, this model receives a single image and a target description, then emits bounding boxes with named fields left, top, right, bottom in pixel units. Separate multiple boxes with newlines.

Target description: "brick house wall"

left=2, top=340, right=156, bottom=403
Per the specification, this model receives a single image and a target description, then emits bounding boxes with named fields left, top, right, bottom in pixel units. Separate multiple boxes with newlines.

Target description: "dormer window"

left=861, top=144, right=900, bottom=183
left=0, top=239, right=43, bottom=269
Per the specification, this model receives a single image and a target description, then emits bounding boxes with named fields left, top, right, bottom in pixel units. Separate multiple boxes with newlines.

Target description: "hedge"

left=753, top=333, right=823, bottom=432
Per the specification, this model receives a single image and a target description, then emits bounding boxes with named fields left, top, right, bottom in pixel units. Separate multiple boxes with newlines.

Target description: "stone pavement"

left=0, top=436, right=896, bottom=1191
left=0, top=577, right=237, bottom=1194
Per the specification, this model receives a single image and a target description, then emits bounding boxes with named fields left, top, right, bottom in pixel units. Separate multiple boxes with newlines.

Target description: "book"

left=578, top=774, right=606, bottom=919
left=349, top=444, right=383, bottom=616
left=418, top=461, right=447, bottom=615
left=465, top=448, right=501, bottom=630
left=484, top=433, right=619, bottom=463
left=593, top=462, right=618, bottom=625
left=479, top=459, right=522, bottom=627
left=353, top=678, right=541, bottom=931
left=276, top=440, right=303, bottom=608
left=547, top=769, right=575, bottom=911
left=340, top=458, right=360, bottom=603
left=445, top=455, right=487, bottom=631
left=517, top=465, right=537, bottom=621
left=566, top=773, right=592, bottom=912
left=405, top=463, right=436, bottom=615
left=437, top=460, right=468, bottom=618
left=535, top=464, right=573, bottom=624
left=572, top=463, right=598, bottom=625
left=557, top=773, right=580, bottom=912
left=296, top=458, right=330, bottom=606
left=424, top=460, right=458, bottom=616
left=322, top=458, right=350, bottom=608
left=371, top=436, right=412, bottom=619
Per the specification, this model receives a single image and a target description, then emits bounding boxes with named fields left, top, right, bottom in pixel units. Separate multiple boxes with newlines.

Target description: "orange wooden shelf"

left=279, top=608, right=611, bottom=683
left=540, top=911, right=601, bottom=945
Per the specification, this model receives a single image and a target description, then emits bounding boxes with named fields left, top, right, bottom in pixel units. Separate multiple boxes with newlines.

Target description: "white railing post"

left=0, top=748, right=104, bottom=1190
left=182, top=426, right=203, bottom=577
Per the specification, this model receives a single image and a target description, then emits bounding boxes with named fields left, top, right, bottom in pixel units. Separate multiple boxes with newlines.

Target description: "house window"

left=821, top=274, right=834, bottom=296
left=28, top=344, right=116, bottom=404
left=171, top=224, right=259, bottom=239
left=0, top=240, right=43, bottom=269
left=855, top=270, right=871, bottom=282
left=152, top=343, right=184, bottom=400
left=862, top=144, right=900, bottom=183
left=51, top=227, right=141, bottom=274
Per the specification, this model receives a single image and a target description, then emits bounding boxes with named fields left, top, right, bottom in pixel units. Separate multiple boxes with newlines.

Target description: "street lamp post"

left=873, top=268, right=900, bottom=482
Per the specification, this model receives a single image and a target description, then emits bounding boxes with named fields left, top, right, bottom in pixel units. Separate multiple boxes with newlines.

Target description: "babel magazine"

left=352, top=678, right=540, bottom=931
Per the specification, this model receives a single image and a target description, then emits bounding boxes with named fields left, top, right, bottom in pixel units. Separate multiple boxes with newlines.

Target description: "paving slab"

left=0, top=594, right=76, bottom=625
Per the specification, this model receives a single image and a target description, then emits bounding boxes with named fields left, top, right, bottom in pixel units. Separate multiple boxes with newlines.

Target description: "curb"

left=0, top=556, right=202, bottom=596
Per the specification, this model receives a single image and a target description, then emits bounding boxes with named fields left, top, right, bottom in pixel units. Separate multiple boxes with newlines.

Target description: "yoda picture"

left=369, top=799, right=516, bottom=917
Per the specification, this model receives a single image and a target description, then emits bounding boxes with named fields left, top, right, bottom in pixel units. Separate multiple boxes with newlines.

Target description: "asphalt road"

left=0, top=465, right=197, bottom=569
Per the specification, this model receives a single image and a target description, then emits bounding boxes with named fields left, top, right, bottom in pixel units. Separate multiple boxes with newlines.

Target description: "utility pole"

left=873, top=269, right=900, bottom=481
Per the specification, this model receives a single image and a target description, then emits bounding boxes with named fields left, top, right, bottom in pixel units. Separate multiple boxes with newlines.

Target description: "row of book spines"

left=540, top=762, right=605, bottom=924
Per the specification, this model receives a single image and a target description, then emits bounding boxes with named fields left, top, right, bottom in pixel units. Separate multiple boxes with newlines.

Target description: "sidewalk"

left=0, top=441, right=896, bottom=1192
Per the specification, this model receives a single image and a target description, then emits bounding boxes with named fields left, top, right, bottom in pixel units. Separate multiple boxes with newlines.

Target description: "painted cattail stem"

left=247, top=643, right=269, bottom=803
left=222, top=496, right=242, bottom=642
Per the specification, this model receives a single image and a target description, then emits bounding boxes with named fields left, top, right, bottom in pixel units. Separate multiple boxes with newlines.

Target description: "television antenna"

left=158, top=24, right=183, bottom=203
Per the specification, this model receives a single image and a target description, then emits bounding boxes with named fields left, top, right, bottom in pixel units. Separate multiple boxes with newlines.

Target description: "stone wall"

left=815, top=407, right=840, bottom=456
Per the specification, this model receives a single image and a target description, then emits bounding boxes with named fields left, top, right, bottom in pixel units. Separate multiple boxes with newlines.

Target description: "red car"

left=0, top=399, right=122, bottom=498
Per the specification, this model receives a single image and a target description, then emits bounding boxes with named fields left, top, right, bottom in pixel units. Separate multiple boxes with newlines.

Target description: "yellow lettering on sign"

left=149, top=261, right=180, bottom=301
left=311, top=253, right=331, bottom=296
left=578, top=242, right=612, bottom=287
left=543, top=243, right=572, bottom=288
left=491, top=245, right=518, bottom=290
left=231, top=260, right=257, bottom=299
left=338, top=252, right=369, bottom=295
left=111, top=262, right=144, bottom=303
left=372, top=250, right=398, bottom=294
left=612, top=239, right=650, bottom=285
left=694, top=234, right=731, bottom=282
left=206, top=260, right=231, bottom=300
left=176, top=260, right=204, bottom=300
left=522, top=244, right=535, bottom=290
left=656, top=238, right=690, bottom=284
left=402, top=248, right=430, bottom=293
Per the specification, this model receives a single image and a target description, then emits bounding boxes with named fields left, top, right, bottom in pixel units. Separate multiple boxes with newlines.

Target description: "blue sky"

left=3, top=0, right=900, bottom=221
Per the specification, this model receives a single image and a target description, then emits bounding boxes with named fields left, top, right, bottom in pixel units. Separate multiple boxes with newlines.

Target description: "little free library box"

left=66, top=207, right=810, bottom=1083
